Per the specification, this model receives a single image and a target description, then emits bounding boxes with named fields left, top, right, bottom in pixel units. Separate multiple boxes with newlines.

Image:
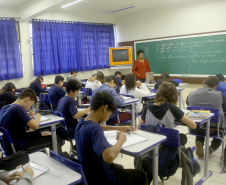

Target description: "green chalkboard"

left=135, top=33, right=226, bottom=75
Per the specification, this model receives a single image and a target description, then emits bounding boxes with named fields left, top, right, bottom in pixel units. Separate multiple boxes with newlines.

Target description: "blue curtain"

left=32, top=20, right=115, bottom=76
left=0, top=19, right=23, bottom=80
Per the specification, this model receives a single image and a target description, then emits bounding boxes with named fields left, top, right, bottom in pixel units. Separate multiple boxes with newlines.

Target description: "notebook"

left=104, top=131, right=148, bottom=148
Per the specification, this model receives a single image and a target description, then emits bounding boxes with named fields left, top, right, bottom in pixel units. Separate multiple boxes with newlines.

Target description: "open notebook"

left=104, top=131, right=148, bottom=148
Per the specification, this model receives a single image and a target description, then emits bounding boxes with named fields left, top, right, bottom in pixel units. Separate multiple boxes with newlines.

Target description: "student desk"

left=142, top=87, right=184, bottom=109
left=29, top=152, right=82, bottom=185
left=39, top=115, right=65, bottom=154
left=105, top=130, right=167, bottom=185
left=119, top=99, right=140, bottom=128
left=143, top=82, right=188, bottom=88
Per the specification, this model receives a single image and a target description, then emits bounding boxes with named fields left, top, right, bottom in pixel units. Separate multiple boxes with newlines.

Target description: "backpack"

left=135, top=145, right=179, bottom=184
left=38, top=94, right=51, bottom=111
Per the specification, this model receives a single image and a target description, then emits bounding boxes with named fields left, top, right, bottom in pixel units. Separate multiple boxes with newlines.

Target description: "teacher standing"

left=132, top=49, right=151, bottom=83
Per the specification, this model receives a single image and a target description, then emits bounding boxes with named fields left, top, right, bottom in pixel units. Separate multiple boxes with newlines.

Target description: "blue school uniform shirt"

left=75, top=120, right=120, bottom=185
left=29, top=81, right=47, bottom=97
left=92, top=84, right=124, bottom=107
left=0, top=104, right=32, bottom=153
left=217, top=81, right=226, bottom=96
left=115, top=76, right=122, bottom=86
left=48, top=85, right=66, bottom=110
left=58, top=96, right=78, bottom=138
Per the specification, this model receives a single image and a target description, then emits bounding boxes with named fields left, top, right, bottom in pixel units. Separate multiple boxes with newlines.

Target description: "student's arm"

left=180, top=115, right=197, bottom=129
left=37, top=83, right=47, bottom=93
left=26, top=113, right=41, bottom=130
left=73, top=107, right=90, bottom=119
left=135, top=84, right=151, bottom=98
left=111, top=89, right=124, bottom=107
left=137, top=119, right=146, bottom=130
left=101, top=125, right=136, bottom=134
left=58, top=88, right=66, bottom=97
left=102, top=132, right=126, bottom=164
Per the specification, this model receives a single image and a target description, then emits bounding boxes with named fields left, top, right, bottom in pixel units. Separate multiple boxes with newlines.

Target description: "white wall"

left=116, top=0, right=226, bottom=42
left=0, top=10, right=132, bottom=88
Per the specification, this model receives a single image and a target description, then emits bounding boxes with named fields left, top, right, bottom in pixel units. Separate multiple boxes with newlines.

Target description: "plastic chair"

left=0, top=127, right=16, bottom=156
left=140, top=125, right=181, bottom=164
left=186, top=106, right=225, bottom=173
left=172, top=79, right=182, bottom=83
left=49, top=150, right=88, bottom=185
left=50, top=110, right=74, bottom=155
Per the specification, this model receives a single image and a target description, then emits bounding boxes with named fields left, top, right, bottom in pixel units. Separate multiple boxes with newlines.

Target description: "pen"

left=22, top=165, right=25, bottom=171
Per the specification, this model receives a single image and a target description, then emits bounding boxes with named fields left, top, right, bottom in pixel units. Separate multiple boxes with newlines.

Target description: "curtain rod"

left=0, top=17, right=21, bottom=20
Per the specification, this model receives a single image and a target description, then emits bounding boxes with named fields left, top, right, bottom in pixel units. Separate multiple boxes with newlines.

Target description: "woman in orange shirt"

left=132, top=50, right=151, bottom=83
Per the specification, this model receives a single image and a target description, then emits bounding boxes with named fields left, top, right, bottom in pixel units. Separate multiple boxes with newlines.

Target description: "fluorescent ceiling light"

left=108, top=4, right=137, bottom=14
left=61, top=0, right=83, bottom=8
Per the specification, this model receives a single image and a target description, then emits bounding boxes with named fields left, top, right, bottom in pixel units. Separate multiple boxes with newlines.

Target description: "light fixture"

left=61, top=0, right=83, bottom=8
left=108, top=4, right=137, bottom=14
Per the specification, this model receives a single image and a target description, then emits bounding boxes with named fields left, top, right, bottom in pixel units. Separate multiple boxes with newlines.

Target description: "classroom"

left=0, top=0, right=226, bottom=184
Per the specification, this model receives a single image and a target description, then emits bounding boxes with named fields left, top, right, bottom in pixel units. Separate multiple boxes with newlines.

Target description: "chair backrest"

left=186, top=106, right=219, bottom=123
left=152, top=89, right=157, bottom=93
left=0, top=127, right=16, bottom=155
left=172, top=79, right=182, bottom=83
left=121, top=94, right=135, bottom=98
left=140, top=125, right=180, bottom=147
left=50, top=110, right=68, bottom=130
left=49, top=150, right=88, bottom=185
left=80, top=88, right=92, bottom=97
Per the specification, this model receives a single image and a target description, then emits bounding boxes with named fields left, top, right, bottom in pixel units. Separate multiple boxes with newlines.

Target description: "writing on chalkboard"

left=135, top=33, right=226, bottom=75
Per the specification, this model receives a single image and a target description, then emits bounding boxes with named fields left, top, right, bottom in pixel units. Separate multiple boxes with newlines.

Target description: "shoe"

left=209, top=147, right=214, bottom=155
left=196, top=141, right=204, bottom=157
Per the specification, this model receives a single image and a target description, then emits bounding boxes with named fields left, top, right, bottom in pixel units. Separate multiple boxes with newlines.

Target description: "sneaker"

left=196, top=141, right=204, bottom=157
left=209, top=147, right=214, bottom=155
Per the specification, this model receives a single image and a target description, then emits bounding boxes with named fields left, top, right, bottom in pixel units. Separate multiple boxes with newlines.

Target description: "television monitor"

left=109, top=47, right=132, bottom=66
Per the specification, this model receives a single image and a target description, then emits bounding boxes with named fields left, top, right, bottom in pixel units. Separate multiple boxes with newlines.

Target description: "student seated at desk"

left=67, top=69, right=82, bottom=84
left=187, top=76, right=225, bottom=157
left=0, top=82, right=17, bottom=109
left=58, top=79, right=90, bottom=138
left=120, top=73, right=150, bottom=113
left=216, top=74, right=226, bottom=96
left=0, top=89, right=52, bottom=156
left=0, top=166, right=33, bottom=185
left=85, top=71, right=105, bottom=90
left=29, top=76, right=47, bottom=97
left=137, top=81, right=196, bottom=130
left=75, top=91, right=148, bottom=185
left=114, top=71, right=124, bottom=87
left=154, top=72, right=179, bottom=90
left=48, top=75, right=66, bottom=110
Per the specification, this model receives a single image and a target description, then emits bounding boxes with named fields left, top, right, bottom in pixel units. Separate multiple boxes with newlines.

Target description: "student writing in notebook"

left=48, top=75, right=66, bottom=110
left=138, top=81, right=196, bottom=129
left=120, top=73, right=151, bottom=113
left=58, top=79, right=90, bottom=138
left=29, top=76, right=47, bottom=97
left=75, top=91, right=147, bottom=185
left=0, top=89, right=53, bottom=156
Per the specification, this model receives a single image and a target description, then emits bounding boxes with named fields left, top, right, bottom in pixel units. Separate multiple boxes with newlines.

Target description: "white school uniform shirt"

left=120, top=84, right=151, bottom=113
left=85, top=80, right=102, bottom=91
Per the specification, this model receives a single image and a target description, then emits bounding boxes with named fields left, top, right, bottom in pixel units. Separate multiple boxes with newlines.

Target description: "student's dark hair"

left=137, top=50, right=144, bottom=56
left=114, top=71, right=122, bottom=76
left=105, top=75, right=118, bottom=85
left=18, top=89, right=37, bottom=104
left=66, top=79, right=82, bottom=93
left=55, top=75, right=64, bottom=84
left=125, top=73, right=136, bottom=93
left=160, top=72, right=170, bottom=81
left=204, top=76, right=219, bottom=88
left=96, top=71, right=105, bottom=84
left=91, top=91, right=116, bottom=112
left=71, top=69, right=78, bottom=75
left=154, top=81, right=178, bottom=104
left=216, top=74, right=225, bottom=82
left=35, top=76, right=43, bottom=84
left=1, top=82, right=16, bottom=95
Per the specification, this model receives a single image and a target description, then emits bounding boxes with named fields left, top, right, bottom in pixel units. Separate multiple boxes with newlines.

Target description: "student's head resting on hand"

left=17, top=89, right=37, bottom=111
left=90, top=91, right=117, bottom=124
left=66, top=79, right=82, bottom=99
left=203, top=76, right=219, bottom=90
left=105, top=75, right=118, bottom=89
left=55, top=75, right=64, bottom=87
left=154, top=81, right=178, bottom=105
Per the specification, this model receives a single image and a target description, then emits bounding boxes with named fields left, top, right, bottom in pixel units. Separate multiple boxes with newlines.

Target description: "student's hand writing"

left=23, top=166, right=34, bottom=177
left=119, top=126, right=136, bottom=134
left=28, top=111, right=35, bottom=117
left=116, top=132, right=127, bottom=144
left=136, top=81, right=142, bottom=86
left=2, top=171, right=24, bottom=184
